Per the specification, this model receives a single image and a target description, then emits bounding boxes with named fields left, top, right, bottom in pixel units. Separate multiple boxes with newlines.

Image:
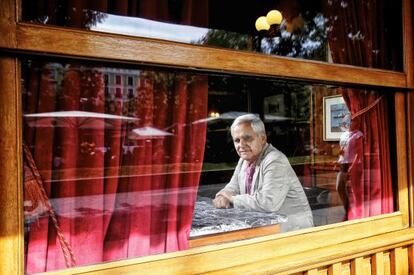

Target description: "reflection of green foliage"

left=197, top=13, right=327, bottom=61
left=268, top=81, right=310, bottom=121
left=291, top=85, right=311, bottom=121
left=197, top=30, right=250, bottom=50
left=84, top=11, right=108, bottom=29
left=263, top=13, right=328, bottom=61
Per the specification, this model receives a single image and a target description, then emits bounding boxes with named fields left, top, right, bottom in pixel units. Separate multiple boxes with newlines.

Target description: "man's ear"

left=260, top=134, right=267, bottom=145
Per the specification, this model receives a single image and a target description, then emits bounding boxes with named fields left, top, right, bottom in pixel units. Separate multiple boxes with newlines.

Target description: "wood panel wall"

left=209, top=244, right=414, bottom=275
left=300, top=245, right=412, bottom=275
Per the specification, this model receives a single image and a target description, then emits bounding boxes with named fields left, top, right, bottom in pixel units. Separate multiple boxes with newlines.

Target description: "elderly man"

left=213, top=114, right=313, bottom=232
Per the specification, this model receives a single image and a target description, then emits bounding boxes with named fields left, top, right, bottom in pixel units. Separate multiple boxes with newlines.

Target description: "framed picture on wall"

left=323, top=95, right=350, bottom=141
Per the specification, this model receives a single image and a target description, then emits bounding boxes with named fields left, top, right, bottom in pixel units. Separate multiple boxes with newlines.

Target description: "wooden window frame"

left=0, top=0, right=413, bottom=274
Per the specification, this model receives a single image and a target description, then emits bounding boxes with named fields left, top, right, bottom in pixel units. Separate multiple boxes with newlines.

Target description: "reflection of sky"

left=91, top=13, right=209, bottom=43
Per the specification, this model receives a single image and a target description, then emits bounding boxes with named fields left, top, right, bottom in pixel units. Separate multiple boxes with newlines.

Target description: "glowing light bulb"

left=209, top=111, right=220, bottom=118
left=255, top=16, right=270, bottom=31
left=266, top=10, right=282, bottom=25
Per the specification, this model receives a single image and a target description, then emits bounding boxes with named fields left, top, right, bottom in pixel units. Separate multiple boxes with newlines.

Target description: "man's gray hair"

left=230, top=114, right=266, bottom=135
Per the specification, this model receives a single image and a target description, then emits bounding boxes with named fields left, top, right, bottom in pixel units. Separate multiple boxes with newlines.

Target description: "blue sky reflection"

left=91, top=12, right=209, bottom=44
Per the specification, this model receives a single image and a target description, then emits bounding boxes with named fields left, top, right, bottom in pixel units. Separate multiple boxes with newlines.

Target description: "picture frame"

left=323, top=95, right=350, bottom=141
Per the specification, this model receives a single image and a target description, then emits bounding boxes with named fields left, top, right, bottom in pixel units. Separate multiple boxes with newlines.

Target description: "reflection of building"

left=102, top=68, right=139, bottom=101
left=43, top=65, right=141, bottom=106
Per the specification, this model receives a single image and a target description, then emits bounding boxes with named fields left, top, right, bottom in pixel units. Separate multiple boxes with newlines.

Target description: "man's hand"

left=212, top=190, right=236, bottom=209
left=213, top=195, right=231, bottom=209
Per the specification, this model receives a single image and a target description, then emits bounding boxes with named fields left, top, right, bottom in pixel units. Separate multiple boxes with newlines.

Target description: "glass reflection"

left=22, top=0, right=402, bottom=70
left=22, top=59, right=396, bottom=273
left=23, top=62, right=208, bottom=273
left=91, top=14, right=209, bottom=44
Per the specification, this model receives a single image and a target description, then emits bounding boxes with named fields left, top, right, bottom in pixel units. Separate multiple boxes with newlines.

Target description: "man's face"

left=232, top=122, right=266, bottom=163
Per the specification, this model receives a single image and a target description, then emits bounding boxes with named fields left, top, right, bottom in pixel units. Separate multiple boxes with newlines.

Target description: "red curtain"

left=23, top=64, right=208, bottom=273
left=324, top=0, right=394, bottom=219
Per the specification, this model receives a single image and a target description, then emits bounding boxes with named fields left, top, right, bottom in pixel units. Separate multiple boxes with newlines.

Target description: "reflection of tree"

left=265, top=82, right=311, bottom=157
left=83, top=10, right=108, bottom=29
left=198, top=13, right=327, bottom=61
left=262, top=13, right=327, bottom=61
left=24, top=2, right=107, bottom=29
left=265, top=81, right=310, bottom=121
left=197, top=30, right=250, bottom=50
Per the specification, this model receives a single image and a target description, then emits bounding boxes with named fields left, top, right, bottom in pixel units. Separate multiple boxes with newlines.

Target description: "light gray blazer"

left=219, top=144, right=314, bottom=231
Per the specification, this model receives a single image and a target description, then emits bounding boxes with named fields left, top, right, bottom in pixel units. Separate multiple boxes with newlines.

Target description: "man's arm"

left=213, top=159, right=242, bottom=208
left=232, top=154, right=292, bottom=212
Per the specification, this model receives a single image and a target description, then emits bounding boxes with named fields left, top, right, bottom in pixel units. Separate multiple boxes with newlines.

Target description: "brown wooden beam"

left=0, top=57, right=24, bottom=275
left=403, top=0, right=414, bottom=227
left=10, top=23, right=406, bottom=89
left=0, top=0, right=17, bottom=48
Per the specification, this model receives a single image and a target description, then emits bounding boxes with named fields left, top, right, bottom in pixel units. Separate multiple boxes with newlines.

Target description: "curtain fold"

left=324, top=0, right=394, bottom=220
left=23, top=2, right=209, bottom=273
left=23, top=65, right=208, bottom=273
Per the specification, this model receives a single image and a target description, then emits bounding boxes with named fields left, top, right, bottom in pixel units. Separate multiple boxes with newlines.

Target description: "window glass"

left=21, top=0, right=402, bottom=70
left=22, top=59, right=397, bottom=273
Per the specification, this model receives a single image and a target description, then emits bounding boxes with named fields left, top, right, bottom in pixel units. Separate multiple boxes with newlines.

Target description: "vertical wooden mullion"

left=328, top=263, right=342, bottom=275
left=0, top=57, right=23, bottom=275
left=0, top=0, right=17, bottom=48
left=391, top=247, right=409, bottom=275
left=0, top=1, right=22, bottom=274
left=408, top=244, right=414, bottom=275
left=351, top=257, right=364, bottom=275
left=403, top=0, right=414, bottom=227
left=407, top=93, right=414, bottom=227
left=372, top=252, right=384, bottom=275
left=403, top=0, right=414, bottom=87
left=395, top=92, right=409, bottom=226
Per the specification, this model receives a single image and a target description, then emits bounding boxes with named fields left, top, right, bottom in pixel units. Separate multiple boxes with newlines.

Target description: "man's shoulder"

left=265, top=144, right=285, bottom=156
left=262, top=144, right=287, bottom=162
